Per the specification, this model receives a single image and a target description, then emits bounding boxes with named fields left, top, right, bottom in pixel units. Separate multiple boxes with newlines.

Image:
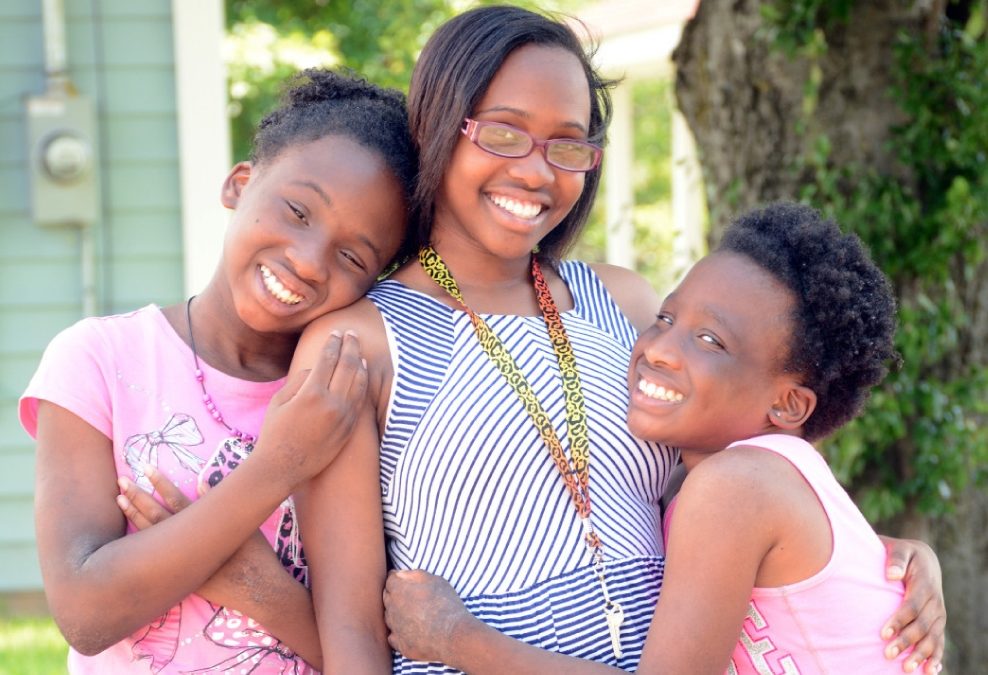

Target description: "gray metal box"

left=25, top=92, right=101, bottom=227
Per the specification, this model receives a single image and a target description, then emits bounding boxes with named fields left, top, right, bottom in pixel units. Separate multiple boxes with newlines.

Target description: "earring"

left=773, top=410, right=783, bottom=418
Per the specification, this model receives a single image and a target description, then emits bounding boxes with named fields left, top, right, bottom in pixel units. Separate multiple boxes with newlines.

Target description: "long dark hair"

left=407, top=5, right=615, bottom=263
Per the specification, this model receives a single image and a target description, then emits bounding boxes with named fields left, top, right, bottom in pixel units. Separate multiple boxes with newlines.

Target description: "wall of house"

left=0, top=0, right=185, bottom=598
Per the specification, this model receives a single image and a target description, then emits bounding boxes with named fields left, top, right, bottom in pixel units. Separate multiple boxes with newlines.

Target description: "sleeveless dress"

left=367, top=260, right=679, bottom=673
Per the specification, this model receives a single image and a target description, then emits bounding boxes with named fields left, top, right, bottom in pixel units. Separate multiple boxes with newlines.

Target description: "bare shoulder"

left=587, top=262, right=662, bottom=333
left=296, top=299, right=388, bottom=366
left=681, top=446, right=809, bottom=524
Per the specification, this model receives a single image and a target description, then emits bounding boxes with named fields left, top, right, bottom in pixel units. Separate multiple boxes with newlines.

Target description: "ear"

left=768, top=383, right=817, bottom=431
left=220, top=161, right=253, bottom=209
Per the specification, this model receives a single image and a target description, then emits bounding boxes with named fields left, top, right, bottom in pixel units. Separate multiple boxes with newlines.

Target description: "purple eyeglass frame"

left=461, top=118, right=603, bottom=172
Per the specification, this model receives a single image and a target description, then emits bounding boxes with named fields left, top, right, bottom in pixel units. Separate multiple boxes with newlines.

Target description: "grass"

left=0, top=616, right=68, bottom=675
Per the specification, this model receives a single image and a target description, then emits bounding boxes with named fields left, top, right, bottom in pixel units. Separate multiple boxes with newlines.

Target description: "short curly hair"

left=717, top=202, right=900, bottom=441
left=251, top=68, right=418, bottom=216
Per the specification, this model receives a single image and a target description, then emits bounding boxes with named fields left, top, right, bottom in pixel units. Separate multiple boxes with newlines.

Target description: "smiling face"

left=220, top=134, right=406, bottom=334
left=627, top=252, right=810, bottom=461
left=431, top=44, right=591, bottom=259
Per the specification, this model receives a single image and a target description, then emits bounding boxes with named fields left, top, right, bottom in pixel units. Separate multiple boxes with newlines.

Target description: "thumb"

left=885, top=545, right=909, bottom=582
left=270, top=367, right=310, bottom=407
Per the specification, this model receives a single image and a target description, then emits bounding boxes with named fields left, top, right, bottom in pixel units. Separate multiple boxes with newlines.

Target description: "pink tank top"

left=665, top=434, right=908, bottom=674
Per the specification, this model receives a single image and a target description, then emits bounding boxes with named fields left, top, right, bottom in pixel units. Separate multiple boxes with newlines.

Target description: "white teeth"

left=488, top=194, right=544, bottom=220
left=637, top=378, right=684, bottom=403
left=260, top=265, right=302, bottom=305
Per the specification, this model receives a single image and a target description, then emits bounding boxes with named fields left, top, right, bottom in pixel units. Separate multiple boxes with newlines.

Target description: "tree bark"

left=673, top=0, right=921, bottom=235
left=673, top=1, right=986, bottom=671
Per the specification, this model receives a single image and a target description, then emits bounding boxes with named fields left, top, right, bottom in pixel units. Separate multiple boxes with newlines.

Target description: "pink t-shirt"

left=20, top=305, right=315, bottom=674
left=665, top=434, right=908, bottom=674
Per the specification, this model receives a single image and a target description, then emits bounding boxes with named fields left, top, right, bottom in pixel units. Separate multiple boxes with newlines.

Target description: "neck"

left=428, top=238, right=534, bottom=290
left=182, top=287, right=297, bottom=382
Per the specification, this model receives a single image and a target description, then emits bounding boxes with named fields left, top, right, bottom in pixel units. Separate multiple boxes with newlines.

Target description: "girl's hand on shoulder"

left=384, top=569, right=472, bottom=664
left=257, top=330, right=368, bottom=485
left=880, top=537, right=946, bottom=673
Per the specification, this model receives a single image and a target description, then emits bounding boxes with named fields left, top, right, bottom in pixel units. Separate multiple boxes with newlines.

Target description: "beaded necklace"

left=186, top=296, right=257, bottom=445
left=418, top=246, right=625, bottom=658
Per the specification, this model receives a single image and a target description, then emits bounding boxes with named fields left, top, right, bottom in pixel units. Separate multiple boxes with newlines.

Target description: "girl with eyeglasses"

left=289, top=6, right=945, bottom=673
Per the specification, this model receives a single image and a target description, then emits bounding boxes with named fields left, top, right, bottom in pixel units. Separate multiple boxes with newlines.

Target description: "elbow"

left=48, top=597, right=125, bottom=656
left=56, top=618, right=118, bottom=656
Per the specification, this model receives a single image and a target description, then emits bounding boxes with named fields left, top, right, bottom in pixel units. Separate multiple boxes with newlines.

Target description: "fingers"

left=144, top=464, right=192, bottom=512
left=885, top=597, right=945, bottom=672
left=116, top=475, right=172, bottom=529
left=270, top=366, right=312, bottom=407
left=313, top=331, right=367, bottom=403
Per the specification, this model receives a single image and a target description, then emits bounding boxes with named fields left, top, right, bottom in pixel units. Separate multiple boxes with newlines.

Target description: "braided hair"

left=718, top=202, right=900, bottom=440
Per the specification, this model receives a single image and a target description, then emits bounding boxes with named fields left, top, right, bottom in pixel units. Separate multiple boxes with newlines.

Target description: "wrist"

left=442, top=609, right=486, bottom=672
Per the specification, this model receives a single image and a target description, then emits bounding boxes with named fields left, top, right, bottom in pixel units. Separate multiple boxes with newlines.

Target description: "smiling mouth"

left=487, top=193, right=546, bottom=220
left=637, top=378, right=684, bottom=403
left=260, top=265, right=303, bottom=305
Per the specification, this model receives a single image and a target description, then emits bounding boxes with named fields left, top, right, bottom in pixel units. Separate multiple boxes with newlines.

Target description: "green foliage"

left=766, top=4, right=988, bottom=521
left=224, top=0, right=459, bottom=162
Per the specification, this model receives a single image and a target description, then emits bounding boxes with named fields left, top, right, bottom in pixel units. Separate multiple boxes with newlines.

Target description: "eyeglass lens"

left=475, top=124, right=597, bottom=171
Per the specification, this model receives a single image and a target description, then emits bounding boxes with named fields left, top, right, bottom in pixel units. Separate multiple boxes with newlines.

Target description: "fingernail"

left=904, top=661, right=916, bottom=672
left=330, top=330, right=342, bottom=337
left=116, top=494, right=130, bottom=509
left=141, top=462, right=156, bottom=478
left=118, top=476, right=129, bottom=491
left=345, top=329, right=358, bottom=337
left=887, top=565, right=905, bottom=580
left=361, top=358, right=368, bottom=368
left=886, top=645, right=900, bottom=659
left=881, top=626, right=894, bottom=640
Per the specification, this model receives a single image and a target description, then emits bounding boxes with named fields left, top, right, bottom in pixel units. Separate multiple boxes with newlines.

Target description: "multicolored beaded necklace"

left=185, top=296, right=257, bottom=445
left=419, top=246, right=626, bottom=658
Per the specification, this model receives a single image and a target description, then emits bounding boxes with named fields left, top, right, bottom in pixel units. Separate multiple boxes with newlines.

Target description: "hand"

left=384, top=569, right=473, bottom=663
left=116, top=467, right=275, bottom=609
left=255, top=331, right=368, bottom=486
left=881, top=537, right=946, bottom=674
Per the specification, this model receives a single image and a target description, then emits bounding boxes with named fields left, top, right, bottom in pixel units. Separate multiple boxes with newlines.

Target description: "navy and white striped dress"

left=367, top=260, right=679, bottom=673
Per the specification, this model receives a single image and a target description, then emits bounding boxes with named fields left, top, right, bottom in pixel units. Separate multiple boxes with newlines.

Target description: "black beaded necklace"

left=185, top=296, right=257, bottom=444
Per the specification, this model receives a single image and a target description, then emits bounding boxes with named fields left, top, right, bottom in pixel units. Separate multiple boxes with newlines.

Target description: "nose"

left=285, top=237, right=330, bottom=285
left=506, top=146, right=557, bottom=188
left=640, top=324, right=683, bottom=370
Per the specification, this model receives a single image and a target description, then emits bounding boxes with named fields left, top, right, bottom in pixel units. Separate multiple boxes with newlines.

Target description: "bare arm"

left=292, top=309, right=393, bottom=674
left=384, top=452, right=772, bottom=675
left=590, top=262, right=664, bottom=334
left=34, top=332, right=365, bottom=655
left=116, top=469, right=323, bottom=668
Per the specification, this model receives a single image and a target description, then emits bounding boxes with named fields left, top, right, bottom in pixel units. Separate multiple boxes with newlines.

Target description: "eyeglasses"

left=461, top=118, right=603, bottom=172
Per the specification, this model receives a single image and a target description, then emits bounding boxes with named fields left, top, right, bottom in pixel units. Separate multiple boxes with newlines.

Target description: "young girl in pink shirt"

left=20, top=69, right=416, bottom=674
left=383, top=202, right=944, bottom=674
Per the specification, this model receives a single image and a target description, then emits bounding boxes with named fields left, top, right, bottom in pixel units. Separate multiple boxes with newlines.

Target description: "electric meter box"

left=25, top=92, right=101, bottom=227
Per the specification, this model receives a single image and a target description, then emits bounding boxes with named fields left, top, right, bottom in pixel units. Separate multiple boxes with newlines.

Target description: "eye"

left=699, top=333, right=725, bottom=350
left=340, top=250, right=366, bottom=272
left=287, top=202, right=307, bottom=224
left=656, top=313, right=673, bottom=327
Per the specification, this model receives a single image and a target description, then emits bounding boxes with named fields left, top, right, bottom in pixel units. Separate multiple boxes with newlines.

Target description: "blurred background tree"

left=675, top=1, right=987, bottom=670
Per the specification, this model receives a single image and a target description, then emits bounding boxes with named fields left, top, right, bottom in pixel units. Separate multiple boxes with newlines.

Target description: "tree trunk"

left=673, top=1, right=987, bottom=671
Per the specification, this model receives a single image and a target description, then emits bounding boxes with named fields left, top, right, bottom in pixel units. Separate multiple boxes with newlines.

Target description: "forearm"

left=46, top=459, right=295, bottom=652
left=197, top=531, right=322, bottom=669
